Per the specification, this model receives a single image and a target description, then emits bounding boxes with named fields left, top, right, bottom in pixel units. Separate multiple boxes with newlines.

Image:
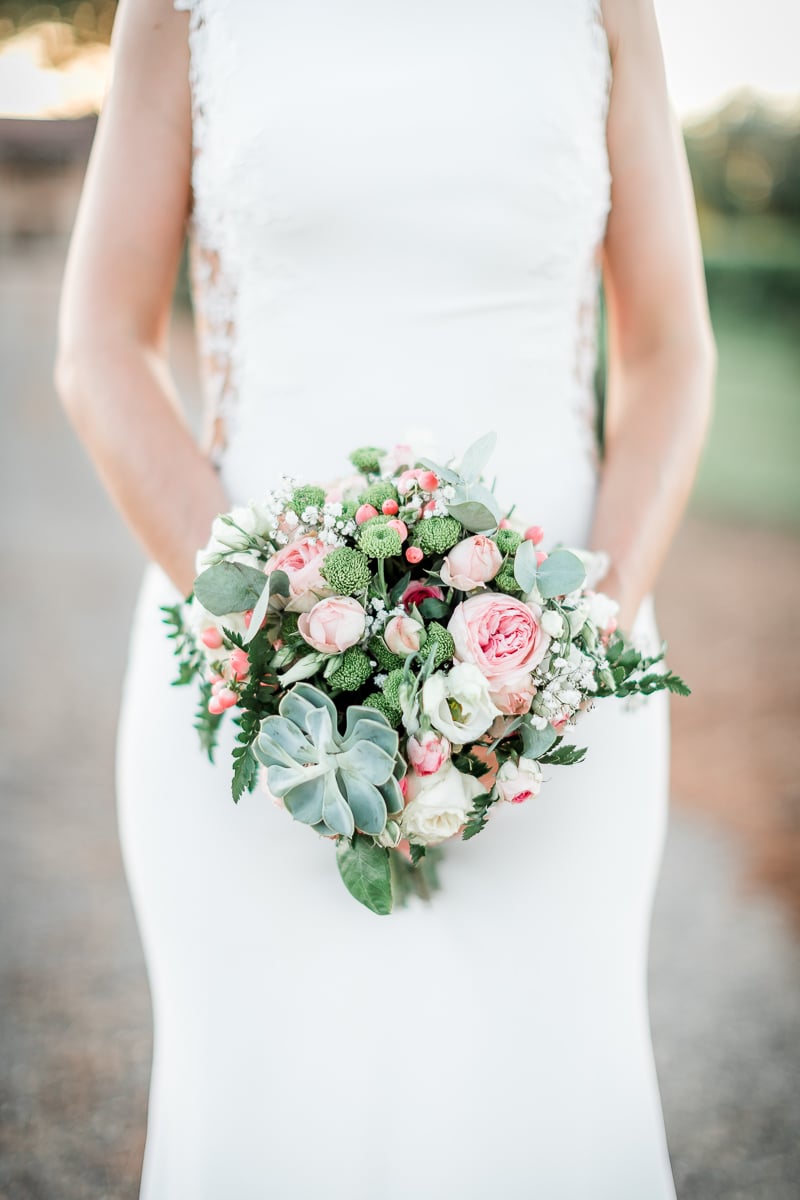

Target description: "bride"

left=56, top=0, right=714, bottom=1196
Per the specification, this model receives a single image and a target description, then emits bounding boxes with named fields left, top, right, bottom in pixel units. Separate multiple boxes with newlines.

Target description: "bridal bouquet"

left=163, top=434, right=688, bottom=914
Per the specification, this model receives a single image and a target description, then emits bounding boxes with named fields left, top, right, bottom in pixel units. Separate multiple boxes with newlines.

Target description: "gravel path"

left=1, top=240, right=798, bottom=1198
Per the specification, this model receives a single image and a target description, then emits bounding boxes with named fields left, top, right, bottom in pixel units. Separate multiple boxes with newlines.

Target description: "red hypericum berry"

left=405, top=546, right=424, bottom=564
left=535, top=550, right=548, bottom=566
left=381, top=498, right=399, bottom=516
left=356, top=504, right=379, bottom=525
left=418, top=470, right=439, bottom=492
left=217, top=687, right=238, bottom=709
left=201, top=626, right=223, bottom=649
left=208, top=695, right=225, bottom=715
left=229, top=648, right=249, bottom=680
left=524, top=525, right=544, bottom=545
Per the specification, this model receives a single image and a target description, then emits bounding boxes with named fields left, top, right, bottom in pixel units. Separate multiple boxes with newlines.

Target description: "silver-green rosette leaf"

left=254, top=682, right=405, bottom=839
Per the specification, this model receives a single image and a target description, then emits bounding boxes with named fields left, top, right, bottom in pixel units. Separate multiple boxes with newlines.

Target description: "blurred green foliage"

left=0, top=2, right=116, bottom=43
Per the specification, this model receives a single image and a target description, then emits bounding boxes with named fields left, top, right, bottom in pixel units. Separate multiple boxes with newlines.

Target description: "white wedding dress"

left=117, top=1, right=676, bottom=1196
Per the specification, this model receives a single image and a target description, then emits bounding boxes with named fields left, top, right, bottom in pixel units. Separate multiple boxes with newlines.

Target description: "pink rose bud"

left=495, top=758, right=543, bottom=805
left=382, top=498, right=399, bottom=516
left=524, top=525, right=545, bottom=545
left=298, top=595, right=367, bottom=654
left=498, top=518, right=511, bottom=529
left=535, top=550, right=548, bottom=566
left=384, top=614, right=424, bottom=657
left=201, top=626, right=223, bottom=650
left=405, top=546, right=424, bottom=564
left=418, top=470, right=439, bottom=492
left=355, top=504, right=379, bottom=525
left=386, top=518, right=408, bottom=542
left=217, top=687, right=239, bottom=709
left=229, top=648, right=249, bottom=680
left=440, top=535, right=503, bottom=592
left=208, top=695, right=226, bottom=715
left=407, top=731, right=451, bottom=776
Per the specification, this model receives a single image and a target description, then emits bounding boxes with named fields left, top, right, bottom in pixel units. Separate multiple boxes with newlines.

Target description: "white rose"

left=540, top=609, right=565, bottom=638
left=586, top=592, right=619, bottom=633
left=495, top=757, right=543, bottom=805
left=401, top=762, right=486, bottom=845
left=421, top=662, right=500, bottom=745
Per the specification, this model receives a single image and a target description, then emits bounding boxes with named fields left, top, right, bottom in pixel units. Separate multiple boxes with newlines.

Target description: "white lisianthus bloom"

left=421, top=662, right=500, bottom=745
left=401, top=762, right=486, bottom=845
left=495, top=757, right=543, bottom=805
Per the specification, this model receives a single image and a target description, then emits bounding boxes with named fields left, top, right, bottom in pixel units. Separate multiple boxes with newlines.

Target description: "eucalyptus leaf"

left=519, top=720, right=558, bottom=759
left=536, top=549, right=586, bottom=599
left=513, top=538, right=538, bottom=593
left=458, top=432, right=497, bottom=482
left=336, top=835, right=393, bottom=915
left=194, top=561, right=269, bottom=617
left=243, top=569, right=290, bottom=645
left=446, top=481, right=502, bottom=532
left=419, top=597, right=450, bottom=620
left=417, top=458, right=460, bottom=486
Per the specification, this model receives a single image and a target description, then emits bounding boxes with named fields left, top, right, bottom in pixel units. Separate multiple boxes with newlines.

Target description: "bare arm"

left=590, top=0, right=716, bottom=631
left=55, top=0, right=228, bottom=597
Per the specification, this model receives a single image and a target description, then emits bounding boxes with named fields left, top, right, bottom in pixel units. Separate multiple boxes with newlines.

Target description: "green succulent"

left=320, top=547, right=372, bottom=595
left=255, top=683, right=405, bottom=838
left=363, top=693, right=402, bottom=727
left=368, top=634, right=405, bottom=672
left=424, top=622, right=455, bottom=667
left=289, top=485, right=326, bottom=516
left=359, top=480, right=398, bottom=510
left=350, top=446, right=385, bottom=476
left=359, top=523, right=403, bottom=559
left=413, top=516, right=462, bottom=556
left=328, top=647, right=373, bottom=692
left=494, top=528, right=523, bottom=554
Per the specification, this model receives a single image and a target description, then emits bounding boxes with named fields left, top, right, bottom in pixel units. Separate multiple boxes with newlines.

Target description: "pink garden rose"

left=384, top=614, right=424, bottom=657
left=265, top=535, right=332, bottom=613
left=440, top=535, right=502, bottom=592
left=298, top=596, right=366, bottom=655
left=448, top=593, right=550, bottom=686
left=489, top=672, right=536, bottom=716
left=401, top=581, right=444, bottom=612
left=407, top=730, right=451, bottom=776
left=495, top=758, right=543, bottom=805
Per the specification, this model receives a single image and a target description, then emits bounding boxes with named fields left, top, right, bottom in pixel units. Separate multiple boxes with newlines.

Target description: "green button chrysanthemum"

left=495, top=567, right=523, bottom=595
left=363, top=692, right=402, bottom=728
left=494, top=528, right=523, bottom=555
left=289, top=485, right=326, bottom=516
left=413, top=516, right=462, bottom=556
left=424, top=622, right=455, bottom=668
left=368, top=635, right=405, bottom=672
left=359, top=523, right=403, bottom=559
left=320, top=546, right=372, bottom=595
left=328, top=647, right=373, bottom=692
left=359, top=480, right=398, bottom=510
left=349, top=446, right=385, bottom=475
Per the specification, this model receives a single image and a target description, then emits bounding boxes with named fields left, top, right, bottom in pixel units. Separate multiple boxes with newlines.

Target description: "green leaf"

left=446, top=484, right=502, bottom=533
left=513, top=538, right=538, bottom=592
left=458, top=431, right=497, bottom=481
left=419, top=597, right=450, bottom=619
left=194, top=561, right=268, bottom=617
left=539, top=743, right=587, bottom=766
left=243, top=569, right=289, bottom=646
left=519, top=720, right=557, bottom=759
left=461, top=788, right=496, bottom=841
left=336, top=835, right=393, bottom=915
left=231, top=744, right=258, bottom=802
left=535, top=549, right=587, bottom=599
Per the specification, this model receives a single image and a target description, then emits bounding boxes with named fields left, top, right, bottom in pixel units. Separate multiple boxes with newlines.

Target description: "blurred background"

left=0, top=2, right=798, bottom=1198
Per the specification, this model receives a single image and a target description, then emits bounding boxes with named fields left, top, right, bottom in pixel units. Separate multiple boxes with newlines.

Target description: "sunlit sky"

left=0, top=2, right=798, bottom=120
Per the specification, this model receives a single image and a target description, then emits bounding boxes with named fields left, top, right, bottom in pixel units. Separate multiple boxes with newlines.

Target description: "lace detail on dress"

left=175, top=0, right=239, bottom=466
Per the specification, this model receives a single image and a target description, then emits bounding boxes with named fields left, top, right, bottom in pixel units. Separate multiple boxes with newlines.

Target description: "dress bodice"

left=174, top=0, right=612, bottom=546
